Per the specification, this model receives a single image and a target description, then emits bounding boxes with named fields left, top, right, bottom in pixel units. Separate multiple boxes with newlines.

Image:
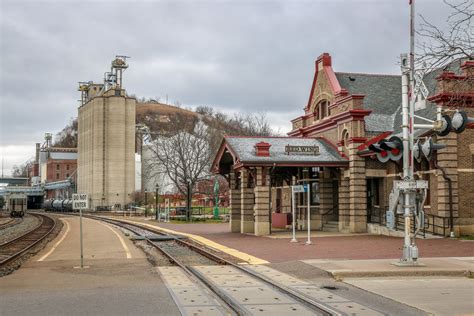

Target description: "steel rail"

left=81, top=215, right=242, bottom=315
left=0, top=213, right=56, bottom=267
left=85, top=215, right=335, bottom=316
left=0, top=217, right=22, bottom=230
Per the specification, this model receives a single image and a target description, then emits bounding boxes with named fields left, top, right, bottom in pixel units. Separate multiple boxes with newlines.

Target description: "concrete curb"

left=330, top=269, right=472, bottom=279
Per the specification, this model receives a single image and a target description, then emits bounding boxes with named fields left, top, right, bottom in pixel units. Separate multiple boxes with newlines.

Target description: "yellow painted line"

left=98, top=221, right=132, bottom=259
left=116, top=218, right=269, bottom=265
left=38, top=218, right=70, bottom=262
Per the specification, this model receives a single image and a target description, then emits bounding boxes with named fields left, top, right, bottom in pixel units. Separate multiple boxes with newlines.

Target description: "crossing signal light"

left=380, top=136, right=403, bottom=161
left=436, top=114, right=452, bottom=137
left=451, top=110, right=474, bottom=133
left=421, top=137, right=446, bottom=161
left=368, top=142, right=390, bottom=163
left=413, top=140, right=422, bottom=163
left=368, top=136, right=403, bottom=163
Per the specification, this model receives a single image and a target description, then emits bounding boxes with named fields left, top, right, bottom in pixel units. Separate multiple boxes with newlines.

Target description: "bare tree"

left=11, top=162, right=29, bottom=177
left=54, top=118, right=78, bottom=148
left=417, top=0, right=473, bottom=70
left=149, top=120, right=212, bottom=219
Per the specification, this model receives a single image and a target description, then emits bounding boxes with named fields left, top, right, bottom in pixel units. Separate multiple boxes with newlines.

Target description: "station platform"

left=113, top=218, right=474, bottom=265
left=0, top=216, right=179, bottom=315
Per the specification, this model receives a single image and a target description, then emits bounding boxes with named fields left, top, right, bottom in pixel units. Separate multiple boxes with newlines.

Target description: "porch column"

left=318, top=168, right=334, bottom=230
left=254, top=167, right=270, bottom=236
left=229, top=172, right=241, bottom=233
left=338, top=171, right=350, bottom=232
left=240, top=169, right=255, bottom=233
left=348, top=141, right=367, bottom=233
left=436, top=133, right=459, bottom=235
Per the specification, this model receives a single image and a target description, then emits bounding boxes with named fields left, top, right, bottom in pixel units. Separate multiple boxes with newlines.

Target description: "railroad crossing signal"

left=368, top=136, right=403, bottom=163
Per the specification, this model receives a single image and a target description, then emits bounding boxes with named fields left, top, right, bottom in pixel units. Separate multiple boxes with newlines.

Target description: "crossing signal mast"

left=386, top=0, right=474, bottom=265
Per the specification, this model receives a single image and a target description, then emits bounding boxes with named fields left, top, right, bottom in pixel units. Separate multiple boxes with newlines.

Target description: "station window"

left=66, top=164, right=70, bottom=170
left=56, top=164, right=60, bottom=170
left=66, top=173, right=70, bottom=178
left=56, top=173, right=60, bottom=179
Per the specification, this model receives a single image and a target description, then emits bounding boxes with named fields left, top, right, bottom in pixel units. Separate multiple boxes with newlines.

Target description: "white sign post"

left=291, top=185, right=305, bottom=243
left=305, top=184, right=312, bottom=245
left=72, top=193, right=88, bottom=268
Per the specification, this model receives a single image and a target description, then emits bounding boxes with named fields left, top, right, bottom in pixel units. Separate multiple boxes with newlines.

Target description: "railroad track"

left=0, top=217, right=23, bottom=230
left=86, top=215, right=336, bottom=316
left=0, top=213, right=56, bottom=267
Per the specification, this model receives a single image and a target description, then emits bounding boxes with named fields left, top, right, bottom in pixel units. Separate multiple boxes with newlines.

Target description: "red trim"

left=225, top=135, right=319, bottom=139
left=461, top=60, right=474, bottom=70
left=288, top=109, right=372, bottom=137
left=435, top=72, right=467, bottom=81
left=348, top=137, right=367, bottom=144
left=234, top=161, right=348, bottom=169
left=304, top=53, right=342, bottom=112
left=314, top=135, right=348, bottom=160
left=357, top=131, right=392, bottom=151
left=427, top=92, right=474, bottom=105
left=211, top=140, right=239, bottom=173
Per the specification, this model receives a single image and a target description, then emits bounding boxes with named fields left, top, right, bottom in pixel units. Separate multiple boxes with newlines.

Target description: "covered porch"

left=212, top=136, right=349, bottom=236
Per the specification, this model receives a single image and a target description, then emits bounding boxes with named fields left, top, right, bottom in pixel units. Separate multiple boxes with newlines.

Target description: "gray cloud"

left=1, top=0, right=448, bottom=172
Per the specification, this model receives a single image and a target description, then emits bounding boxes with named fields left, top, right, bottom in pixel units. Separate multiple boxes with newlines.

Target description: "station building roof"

left=212, top=136, right=348, bottom=173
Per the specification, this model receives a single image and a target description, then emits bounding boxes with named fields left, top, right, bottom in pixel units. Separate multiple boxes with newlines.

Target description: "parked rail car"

left=43, top=199, right=73, bottom=212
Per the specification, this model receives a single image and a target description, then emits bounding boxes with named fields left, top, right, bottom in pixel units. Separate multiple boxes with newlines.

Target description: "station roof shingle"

left=223, top=136, right=348, bottom=167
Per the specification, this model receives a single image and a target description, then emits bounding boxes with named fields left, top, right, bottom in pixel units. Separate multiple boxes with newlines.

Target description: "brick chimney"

left=255, top=142, right=271, bottom=157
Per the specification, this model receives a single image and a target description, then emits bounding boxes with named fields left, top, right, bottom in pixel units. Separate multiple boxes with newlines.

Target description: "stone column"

left=229, top=172, right=241, bottom=233
left=348, top=140, right=367, bottom=233
left=240, top=169, right=255, bottom=233
left=254, top=167, right=270, bottom=236
left=436, top=133, right=459, bottom=235
left=318, top=168, right=334, bottom=229
left=338, top=171, right=350, bottom=232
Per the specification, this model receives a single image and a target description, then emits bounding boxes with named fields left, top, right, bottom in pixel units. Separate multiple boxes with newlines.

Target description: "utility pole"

left=144, top=188, right=148, bottom=218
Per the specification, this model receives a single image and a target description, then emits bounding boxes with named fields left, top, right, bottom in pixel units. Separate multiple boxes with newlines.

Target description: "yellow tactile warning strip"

left=114, top=218, right=269, bottom=265
left=37, top=218, right=70, bottom=262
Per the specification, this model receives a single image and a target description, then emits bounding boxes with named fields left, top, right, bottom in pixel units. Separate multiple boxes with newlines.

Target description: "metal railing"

left=370, top=206, right=452, bottom=237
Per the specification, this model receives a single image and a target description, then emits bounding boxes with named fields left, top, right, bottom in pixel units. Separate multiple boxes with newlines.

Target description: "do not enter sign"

left=72, top=193, right=89, bottom=210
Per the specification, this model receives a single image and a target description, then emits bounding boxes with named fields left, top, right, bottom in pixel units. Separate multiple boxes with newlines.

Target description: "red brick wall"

left=46, top=159, right=77, bottom=182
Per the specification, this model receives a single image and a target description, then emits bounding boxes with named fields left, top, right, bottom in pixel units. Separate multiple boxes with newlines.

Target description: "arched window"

left=341, top=129, right=349, bottom=156
left=314, top=100, right=330, bottom=121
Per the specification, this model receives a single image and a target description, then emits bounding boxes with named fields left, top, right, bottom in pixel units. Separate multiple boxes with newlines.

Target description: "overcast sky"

left=0, top=0, right=449, bottom=175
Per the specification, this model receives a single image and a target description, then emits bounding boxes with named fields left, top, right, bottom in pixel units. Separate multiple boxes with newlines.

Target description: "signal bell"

left=452, top=110, right=474, bottom=133
left=421, top=137, right=446, bottom=161
left=436, top=114, right=452, bottom=137
left=413, top=140, right=422, bottom=163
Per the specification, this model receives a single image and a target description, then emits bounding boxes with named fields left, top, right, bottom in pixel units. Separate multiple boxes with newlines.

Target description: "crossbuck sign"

left=72, top=194, right=89, bottom=210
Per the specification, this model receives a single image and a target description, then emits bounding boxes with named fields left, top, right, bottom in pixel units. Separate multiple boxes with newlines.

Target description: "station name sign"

left=72, top=193, right=89, bottom=210
left=285, top=145, right=320, bottom=155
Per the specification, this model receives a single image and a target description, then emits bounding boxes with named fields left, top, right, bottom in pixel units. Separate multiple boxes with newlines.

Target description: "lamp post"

left=213, top=177, right=219, bottom=219
left=186, top=180, right=191, bottom=221
left=144, top=189, right=148, bottom=218
left=155, top=183, right=159, bottom=221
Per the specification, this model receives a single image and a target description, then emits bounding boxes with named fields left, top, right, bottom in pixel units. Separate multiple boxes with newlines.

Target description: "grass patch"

left=458, top=235, right=474, bottom=240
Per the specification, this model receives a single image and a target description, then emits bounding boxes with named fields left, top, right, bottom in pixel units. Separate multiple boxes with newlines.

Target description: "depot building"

left=212, top=53, right=474, bottom=237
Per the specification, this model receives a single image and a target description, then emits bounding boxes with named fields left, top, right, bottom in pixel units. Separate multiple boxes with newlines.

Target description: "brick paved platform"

left=119, top=219, right=474, bottom=263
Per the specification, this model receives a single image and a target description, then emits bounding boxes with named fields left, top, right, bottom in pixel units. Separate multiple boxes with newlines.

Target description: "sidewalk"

left=302, top=257, right=474, bottom=278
